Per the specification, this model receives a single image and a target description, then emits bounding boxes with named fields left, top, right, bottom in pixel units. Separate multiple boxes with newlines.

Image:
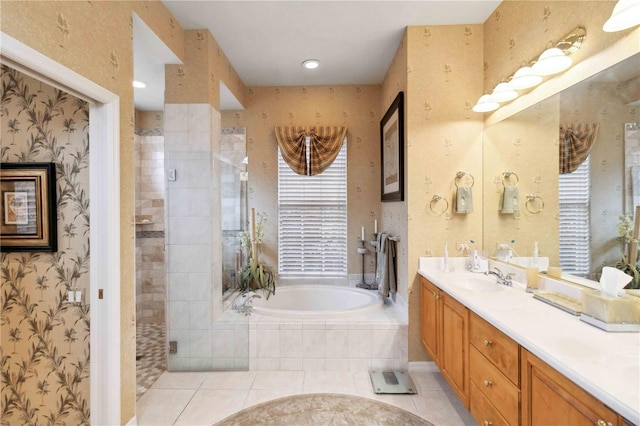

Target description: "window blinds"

left=278, top=140, right=347, bottom=277
left=558, top=156, right=590, bottom=276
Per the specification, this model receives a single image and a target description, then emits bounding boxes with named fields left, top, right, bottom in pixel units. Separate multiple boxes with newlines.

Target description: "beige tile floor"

left=136, top=368, right=476, bottom=425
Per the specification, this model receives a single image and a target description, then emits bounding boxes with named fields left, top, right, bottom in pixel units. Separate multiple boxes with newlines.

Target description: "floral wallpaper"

left=1, top=66, right=90, bottom=425
left=402, top=25, right=485, bottom=362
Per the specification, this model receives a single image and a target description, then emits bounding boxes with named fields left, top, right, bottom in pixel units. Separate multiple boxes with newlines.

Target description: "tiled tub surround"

left=249, top=296, right=408, bottom=371
left=418, top=257, right=640, bottom=423
left=168, top=292, right=408, bottom=372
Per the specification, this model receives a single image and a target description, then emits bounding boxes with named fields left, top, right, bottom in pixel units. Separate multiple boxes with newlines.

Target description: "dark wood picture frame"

left=380, top=91, right=404, bottom=202
left=1, top=163, right=57, bottom=252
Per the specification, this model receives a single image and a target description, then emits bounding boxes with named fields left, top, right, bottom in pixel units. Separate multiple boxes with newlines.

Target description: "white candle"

left=374, top=219, right=378, bottom=234
left=361, top=226, right=365, bottom=241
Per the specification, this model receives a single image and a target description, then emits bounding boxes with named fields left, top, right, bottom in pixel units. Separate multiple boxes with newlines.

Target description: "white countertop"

left=418, top=258, right=640, bottom=424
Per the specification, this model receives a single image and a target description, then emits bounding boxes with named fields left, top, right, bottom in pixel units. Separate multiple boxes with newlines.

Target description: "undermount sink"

left=449, top=275, right=505, bottom=292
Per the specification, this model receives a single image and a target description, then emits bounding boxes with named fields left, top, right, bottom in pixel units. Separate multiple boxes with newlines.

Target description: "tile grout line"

left=170, top=375, right=209, bottom=426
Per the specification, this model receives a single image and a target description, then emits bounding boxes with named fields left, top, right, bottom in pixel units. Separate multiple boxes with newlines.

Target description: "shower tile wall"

left=165, top=103, right=225, bottom=371
left=135, top=112, right=166, bottom=323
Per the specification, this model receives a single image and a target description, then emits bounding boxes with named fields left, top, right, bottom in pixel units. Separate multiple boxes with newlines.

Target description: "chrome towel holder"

left=430, top=194, right=449, bottom=216
left=525, top=193, right=544, bottom=214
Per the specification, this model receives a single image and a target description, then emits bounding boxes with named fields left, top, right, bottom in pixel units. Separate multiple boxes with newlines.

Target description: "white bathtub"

left=250, top=285, right=384, bottom=319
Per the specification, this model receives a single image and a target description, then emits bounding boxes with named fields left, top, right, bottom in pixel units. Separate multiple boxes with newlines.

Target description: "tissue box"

left=581, top=290, right=640, bottom=324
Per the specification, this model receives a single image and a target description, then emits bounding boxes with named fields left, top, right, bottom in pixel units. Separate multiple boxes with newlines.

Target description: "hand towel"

left=501, top=186, right=520, bottom=213
left=376, top=232, right=397, bottom=299
left=456, top=186, right=473, bottom=214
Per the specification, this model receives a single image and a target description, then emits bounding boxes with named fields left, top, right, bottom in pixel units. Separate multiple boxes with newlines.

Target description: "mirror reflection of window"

left=559, top=156, right=590, bottom=277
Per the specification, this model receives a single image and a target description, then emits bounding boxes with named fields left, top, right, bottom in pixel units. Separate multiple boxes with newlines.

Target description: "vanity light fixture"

left=490, top=81, right=519, bottom=103
left=472, top=26, right=586, bottom=113
left=603, top=0, right=640, bottom=32
left=531, top=47, right=572, bottom=76
left=472, top=94, right=499, bottom=112
left=508, top=66, right=543, bottom=90
left=132, top=80, right=147, bottom=89
left=302, top=59, right=320, bottom=70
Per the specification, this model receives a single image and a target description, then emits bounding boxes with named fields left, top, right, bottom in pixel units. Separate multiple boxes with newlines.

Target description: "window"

left=559, top=156, right=590, bottom=276
left=278, top=138, right=347, bottom=277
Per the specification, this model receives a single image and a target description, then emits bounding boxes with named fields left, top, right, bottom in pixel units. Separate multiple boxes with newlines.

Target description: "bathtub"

left=250, top=285, right=384, bottom=319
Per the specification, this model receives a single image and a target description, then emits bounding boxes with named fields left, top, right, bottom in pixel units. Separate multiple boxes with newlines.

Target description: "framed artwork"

left=380, top=91, right=404, bottom=202
left=1, top=163, right=57, bottom=252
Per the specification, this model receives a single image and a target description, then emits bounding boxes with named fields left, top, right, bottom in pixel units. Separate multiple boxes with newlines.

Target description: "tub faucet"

left=486, top=267, right=515, bottom=286
left=231, top=291, right=261, bottom=316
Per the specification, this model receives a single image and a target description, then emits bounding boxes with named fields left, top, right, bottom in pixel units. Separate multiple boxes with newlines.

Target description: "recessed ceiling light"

left=302, top=59, right=320, bottom=70
left=133, top=80, right=147, bottom=89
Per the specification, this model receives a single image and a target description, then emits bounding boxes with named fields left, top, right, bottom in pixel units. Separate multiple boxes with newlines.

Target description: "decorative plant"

left=614, top=214, right=640, bottom=289
left=239, top=209, right=276, bottom=299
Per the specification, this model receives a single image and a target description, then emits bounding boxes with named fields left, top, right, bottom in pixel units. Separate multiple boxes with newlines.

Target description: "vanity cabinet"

left=420, top=277, right=469, bottom=406
left=521, top=349, right=621, bottom=426
left=420, top=274, right=628, bottom=425
left=440, top=292, right=469, bottom=406
left=420, top=277, right=441, bottom=362
left=469, top=313, right=520, bottom=426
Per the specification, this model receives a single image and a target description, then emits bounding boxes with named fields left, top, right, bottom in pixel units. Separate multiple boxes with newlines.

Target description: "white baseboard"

left=125, top=415, right=137, bottom=426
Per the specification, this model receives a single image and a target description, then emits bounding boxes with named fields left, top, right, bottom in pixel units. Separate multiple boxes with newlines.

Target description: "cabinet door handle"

left=483, top=379, right=493, bottom=387
left=484, top=421, right=493, bottom=426
left=596, top=421, right=613, bottom=426
left=483, top=339, right=492, bottom=347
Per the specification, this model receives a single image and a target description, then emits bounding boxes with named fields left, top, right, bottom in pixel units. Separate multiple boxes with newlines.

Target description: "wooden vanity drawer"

left=470, top=346, right=520, bottom=425
left=470, top=312, right=519, bottom=385
left=470, top=381, right=510, bottom=426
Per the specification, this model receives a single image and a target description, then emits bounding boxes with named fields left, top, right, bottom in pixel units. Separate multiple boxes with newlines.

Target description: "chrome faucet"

left=486, top=267, right=515, bottom=286
left=231, top=291, right=262, bottom=316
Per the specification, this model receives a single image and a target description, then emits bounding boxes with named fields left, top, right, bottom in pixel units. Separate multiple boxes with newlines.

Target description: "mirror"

left=483, top=52, right=640, bottom=284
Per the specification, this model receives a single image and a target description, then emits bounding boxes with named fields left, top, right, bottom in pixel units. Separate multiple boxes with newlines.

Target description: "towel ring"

left=502, top=170, right=519, bottom=187
left=455, top=171, right=474, bottom=188
left=525, top=193, right=544, bottom=214
left=430, top=194, right=449, bottom=216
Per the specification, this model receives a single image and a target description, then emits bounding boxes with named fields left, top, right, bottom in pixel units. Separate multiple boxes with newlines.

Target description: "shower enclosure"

left=221, top=127, right=248, bottom=298
left=164, top=105, right=249, bottom=372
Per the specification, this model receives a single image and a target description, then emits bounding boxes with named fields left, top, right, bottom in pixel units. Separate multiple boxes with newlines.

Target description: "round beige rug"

left=213, top=393, right=434, bottom=425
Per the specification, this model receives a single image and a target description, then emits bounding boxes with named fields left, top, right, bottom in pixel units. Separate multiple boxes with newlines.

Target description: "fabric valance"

left=559, top=123, right=599, bottom=174
left=275, top=126, right=347, bottom=176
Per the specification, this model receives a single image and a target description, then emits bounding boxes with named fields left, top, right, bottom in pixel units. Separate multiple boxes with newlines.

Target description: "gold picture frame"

left=1, top=163, right=57, bottom=252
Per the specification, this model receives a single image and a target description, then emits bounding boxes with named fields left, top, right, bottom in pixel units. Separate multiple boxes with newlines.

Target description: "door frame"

left=1, top=32, right=122, bottom=425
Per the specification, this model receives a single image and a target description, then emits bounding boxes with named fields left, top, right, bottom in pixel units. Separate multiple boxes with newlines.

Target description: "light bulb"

left=532, top=48, right=572, bottom=76
left=302, top=59, right=320, bottom=70
left=490, top=82, right=518, bottom=103
left=508, top=66, right=543, bottom=90
left=603, top=0, right=640, bottom=32
left=472, top=94, right=499, bottom=113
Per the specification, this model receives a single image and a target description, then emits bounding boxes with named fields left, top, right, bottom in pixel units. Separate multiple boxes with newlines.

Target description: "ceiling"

left=134, top=1, right=501, bottom=111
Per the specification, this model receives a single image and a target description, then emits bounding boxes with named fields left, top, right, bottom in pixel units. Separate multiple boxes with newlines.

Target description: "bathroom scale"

left=369, top=370, right=417, bottom=394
